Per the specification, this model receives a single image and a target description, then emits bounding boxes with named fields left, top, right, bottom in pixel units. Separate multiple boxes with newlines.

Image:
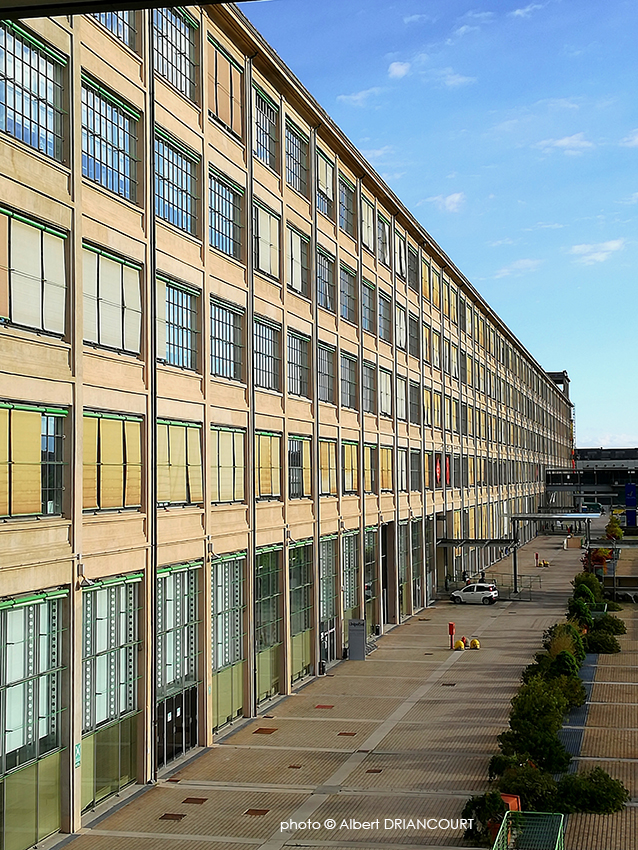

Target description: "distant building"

left=0, top=6, right=573, bottom=846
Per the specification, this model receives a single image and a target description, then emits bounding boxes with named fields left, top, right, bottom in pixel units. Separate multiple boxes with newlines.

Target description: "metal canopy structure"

left=1, top=0, right=254, bottom=21
left=436, top=538, right=515, bottom=549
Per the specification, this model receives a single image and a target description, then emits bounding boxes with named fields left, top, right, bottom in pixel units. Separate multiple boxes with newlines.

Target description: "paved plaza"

left=68, top=529, right=636, bottom=850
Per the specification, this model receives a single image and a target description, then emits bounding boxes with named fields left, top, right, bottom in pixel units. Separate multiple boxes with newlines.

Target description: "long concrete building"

left=0, top=5, right=574, bottom=848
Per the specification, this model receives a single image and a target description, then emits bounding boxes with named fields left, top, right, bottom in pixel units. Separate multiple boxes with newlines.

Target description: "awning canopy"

left=436, top=538, right=515, bottom=548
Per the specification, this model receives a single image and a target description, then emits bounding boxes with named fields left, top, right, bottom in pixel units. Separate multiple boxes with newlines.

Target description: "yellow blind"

left=215, top=48, right=232, bottom=126
left=157, top=424, right=170, bottom=502
left=11, top=409, right=41, bottom=515
left=270, top=434, right=280, bottom=497
left=302, top=439, right=311, bottom=496
left=82, top=415, right=98, bottom=510
left=218, top=430, right=233, bottom=502
left=0, top=214, right=9, bottom=319
left=100, top=417, right=124, bottom=509
left=169, top=425, right=187, bottom=503
left=258, top=433, right=271, bottom=497
left=230, top=65, right=242, bottom=136
left=0, top=408, right=8, bottom=515
left=328, top=442, right=337, bottom=495
left=234, top=431, right=245, bottom=501
left=187, top=426, right=203, bottom=503
left=124, top=419, right=142, bottom=507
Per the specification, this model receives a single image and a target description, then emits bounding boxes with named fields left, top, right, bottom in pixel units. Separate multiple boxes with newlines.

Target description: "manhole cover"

left=182, top=798, right=207, bottom=805
left=160, top=813, right=186, bottom=821
left=254, top=727, right=277, bottom=734
left=245, top=809, right=269, bottom=816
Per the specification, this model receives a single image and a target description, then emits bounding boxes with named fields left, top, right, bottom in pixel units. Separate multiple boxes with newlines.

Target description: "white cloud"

left=426, top=192, right=466, bottom=213
left=494, top=258, right=542, bottom=278
left=622, top=192, right=638, bottom=205
left=489, top=238, right=515, bottom=247
left=403, top=13, right=433, bottom=24
left=465, top=10, right=495, bottom=21
left=337, top=87, right=384, bottom=107
left=433, top=67, right=477, bottom=88
left=579, top=432, right=638, bottom=449
left=569, top=239, right=624, bottom=264
left=523, top=222, right=565, bottom=231
left=361, top=145, right=393, bottom=162
left=620, top=129, right=638, bottom=147
left=510, top=3, right=544, bottom=18
left=536, top=132, right=594, bottom=155
left=453, top=24, right=479, bottom=37
left=388, top=61, right=411, bottom=79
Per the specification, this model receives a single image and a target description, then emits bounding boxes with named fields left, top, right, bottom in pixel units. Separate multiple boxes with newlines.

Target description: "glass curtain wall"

left=411, top=519, right=423, bottom=610
left=289, top=542, right=313, bottom=682
left=255, top=547, right=282, bottom=702
left=342, top=532, right=359, bottom=649
left=319, top=537, right=338, bottom=666
left=211, top=554, right=246, bottom=732
left=364, top=528, right=378, bottom=637
left=398, top=522, right=410, bottom=619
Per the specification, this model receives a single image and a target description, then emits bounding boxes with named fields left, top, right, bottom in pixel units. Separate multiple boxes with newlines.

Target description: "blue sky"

left=239, top=0, right=638, bottom=449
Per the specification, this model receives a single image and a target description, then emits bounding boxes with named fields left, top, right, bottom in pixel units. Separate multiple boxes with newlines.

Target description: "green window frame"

left=156, top=563, right=201, bottom=699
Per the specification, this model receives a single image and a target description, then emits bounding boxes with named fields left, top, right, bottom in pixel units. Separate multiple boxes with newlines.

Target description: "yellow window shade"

left=210, top=432, right=220, bottom=503
left=270, top=435, right=281, bottom=496
left=82, top=415, right=98, bottom=510
left=82, top=248, right=99, bottom=343
left=11, top=409, right=41, bottom=515
left=124, top=419, right=142, bottom=507
left=0, top=408, right=8, bottom=515
left=218, top=430, right=234, bottom=502
left=302, top=439, right=311, bottom=496
left=258, top=434, right=271, bottom=497
left=187, top=427, right=203, bottom=503
left=157, top=423, right=170, bottom=502
left=231, top=65, right=242, bottom=136
left=42, top=231, right=66, bottom=335
left=234, top=431, right=245, bottom=501
left=169, top=425, right=187, bottom=503
left=216, top=49, right=232, bottom=127
left=0, top=214, right=8, bottom=319
left=100, top=418, right=124, bottom=509
left=11, top=220, right=42, bottom=329
left=328, top=442, right=337, bottom=495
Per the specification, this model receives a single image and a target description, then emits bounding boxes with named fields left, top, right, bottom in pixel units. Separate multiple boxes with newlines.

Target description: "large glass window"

left=379, top=293, right=392, bottom=342
left=319, top=440, right=337, bottom=495
left=3, top=214, right=66, bottom=335
left=209, top=171, right=242, bottom=259
left=317, top=151, right=334, bottom=217
left=154, top=131, right=198, bottom=235
left=285, top=121, right=308, bottom=196
left=83, top=245, right=141, bottom=353
left=364, top=528, right=378, bottom=633
left=255, top=432, right=281, bottom=499
left=208, top=36, right=242, bottom=136
left=338, top=175, right=356, bottom=238
left=377, top=216, right=390, bottom=266
left=81, top=78, right=138, bottom=201
left=317, top=249, right=335, bottom=312
left=410, top=449, right=422, bottom=491
left=253, top=204, right=279, bottom=278
left=92, top=11, right=136, bottom=49
left=287, top=226, right=309, bottom=297
left=342, top=532, right=359, bottom=617
left=254, top=88, right=278, bottom=170
left=408, top=247, right=419, bottom=292
left=362, top=282, right=376, bottom=333
left=156, top=564, right=200, bottom=699
left=254, top=318, right=281, bottom=391
left=288, top=333, right=310, bottom=397
left=364, top=444, right=377, bottom=493
left=398, top=448, right=408, bottom=491
left=157, top=278, right=198, bottom=369
left=408, top=313, right=420, bottom=359
left=318, top=344, right=335, bottom=403
left=342, top=441, right=359, bottom=494
left=340, top=265, right=357, bottom=324
left=153, top=7, right=197, bottom=100
left=83, top=413, right=142, bottom=511
left=0, top=405, right=65, bottom=518
left=0, top=22, right=64, bottom=161
left=379, top=369, right=392, bottom=417
left=210, top=298, right=243, bottom=381
left=395, top=234, right=406, bottom=278
left=362, top=362, right=376, bottom=414
left=156, top=420, right=203, bottom=505
left=397, top=376, right=407, bottom=420
left=212, top=555, right=245, bottom=673
left=288, top=436, right=311, bottom=499
left=396, top=305, right=407, bottom=350
left=319, top=537, right=337, bottom=622
left=210, top=427, right=244, bottom=503
left=340, top=354, right=358, bottom=409
left=409, top=381, right=421, bottom=425
left=289, top=542, right=312, bottom=639
left=255, top=548, right=282, bottom=700
left=380, top=446, right=393, bottom=491
left=361, top=197, right=374, bottom=250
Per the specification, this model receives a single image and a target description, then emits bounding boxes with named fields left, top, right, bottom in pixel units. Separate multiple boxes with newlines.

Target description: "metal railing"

left=437, top=572, right=543, bottom=601
left=492, top=811, right=565, bottom=850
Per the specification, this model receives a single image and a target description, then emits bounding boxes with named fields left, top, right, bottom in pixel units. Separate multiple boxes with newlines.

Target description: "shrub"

left=605, top=516, right=624, bottom=540
left=573, top=583, right=595, bottom=605
left=543, top=623, right=585, bottom=664
left=584, top=631, right=621, bottom=653
left=549, top=650, right=580, bottom=679
left=572, top=571, right=603, bottom=602
left=488, top=753, right=518, bottom=781
left=592, top=613, right=627, bottom=635
left=604, top=599, right=623, bottom=612
left=498, top=764, right=558, bottom=811
left=461, top=791, right=507, bottom=845
left=521, top=654, right=552, bottom=683
left=557, top=768, right=629, bottom=813
left=567, top=598, right=594, bottom=630
left=552, top=674, right=587, bottom=709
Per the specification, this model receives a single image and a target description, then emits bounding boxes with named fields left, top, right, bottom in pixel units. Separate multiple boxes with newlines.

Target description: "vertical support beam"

left=512, top=519, right=519, bottom=594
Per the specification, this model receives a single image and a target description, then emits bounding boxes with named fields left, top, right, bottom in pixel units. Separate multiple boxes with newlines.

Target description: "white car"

left=450, top=583, right=499, bottom=605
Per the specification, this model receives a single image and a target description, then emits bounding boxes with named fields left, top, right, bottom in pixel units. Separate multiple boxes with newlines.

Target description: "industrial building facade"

left=0, top=5, right=573, bottom=848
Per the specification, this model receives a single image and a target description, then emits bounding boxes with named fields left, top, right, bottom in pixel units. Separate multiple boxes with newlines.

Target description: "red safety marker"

left=449, top=622, right=455, bottom=650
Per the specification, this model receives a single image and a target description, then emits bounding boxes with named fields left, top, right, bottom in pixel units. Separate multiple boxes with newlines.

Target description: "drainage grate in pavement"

left=315, top=704, right=334, bottom=709
left=366, top=768, right=383, bottom=773
left=159, top=813, right=186, bottom=821
left=288, top=765, right=302, bottom=769
left=442, top=682, right=456, bottom=687
left=182, top=798, right=207, bottom=805
left=338, top=731, right=357, bottom=736
left=253, top=727, right=277, bottom=734
left=245, top=809, right=269, bottom=816
left=167, top=778, right=180, bottom=783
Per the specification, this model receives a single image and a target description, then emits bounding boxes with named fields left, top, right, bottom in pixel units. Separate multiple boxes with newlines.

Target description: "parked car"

left=450, top=583, right=499, bottom=605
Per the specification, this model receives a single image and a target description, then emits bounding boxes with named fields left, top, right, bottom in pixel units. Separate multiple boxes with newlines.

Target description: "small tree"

left=572, top=572, right=603, bottom=602
left=605, top=515, right=623, bottom=540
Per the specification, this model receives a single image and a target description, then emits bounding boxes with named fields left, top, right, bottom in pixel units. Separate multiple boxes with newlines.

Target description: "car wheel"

left=482, top=597, right=490, bottom=605
left=453, top=596, right=462, bottom=604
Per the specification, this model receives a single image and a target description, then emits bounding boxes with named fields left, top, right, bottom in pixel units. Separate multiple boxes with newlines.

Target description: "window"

left=342, top=532, right=359, bottom=615
left=433, top=392, right=442, bottom=429
left=0, top=404, right=65, bottom=518
left=410, top=449, right=421, bottom=491
left=444, top=395, right=451, bottom=431
left=396, top=305, right=407, bottom=349
left=83, top=412, right=142, bottom=510
left=423, top=388, right=432, bottom=426
left=319, top=537, right=337, bottom=622
left=207, top=36, right=242, bottom=136
left=286, top=121, right=308, bottom=196
left=255, top=432, right=281, bottom=499
left=157, top=420, right=203, bottom=505
left=432, top=270, right=441, bottom=309
left=155, top=131, right=198, bottom=235
left=255, top=548, right=282, bottom=697
left=443, top=338, right=450, bottom=374
left=92, top=11, right=136, bottom=48
left=379, top=369, right=392, bottom=417
left=209, top=170, right=242, bottom=259
left=451, top=343, right=459, bottom=379
left=289, top=542, right=312, bottom=639
left=319, top=440, right=337, bottom=496
left=397, top=448, right=408, bottom=491
left=364, top=445, right=377, bottom=493
left=396, top=376, right=407, bottom=420
left=253, top=204, right=280, bottom=278
left=211, top=554, right=245, bottom=674
left=1, top=214, right=66, bottom=335
left=0, top=22, right=64, bottom=161
left=82, top=579, right=140, bottom=734
left=363, top=362, right=376, bottom=414
left=362, top=282, right=376, bottom=333
left=338, top=175, right=356, bottom=237
left=379, top=293, right=392, bottom=342
left=408, top=313, right=420, bottom=358
left=361, top=197, right=374, bottom=250
left=342, top=442, right=359, bottom=494
left=378, top=216, right=390, bottom=266
left=158, top=278, right=198, bottom=369
left=340, top=265, right=357, bottom=324
left=409, top=381, right=421, bottom=425
left=81, top=78, right=138, bottom=201
left=317, top=249, right=335, bottom=312
left=156, top=563, right=200, bottom=698
left=452, top=398, right=459, bottom=433
left=395, top=234, right=406, bottom=278
left=423, top=324, right=431, bottom=363
left=288, top=437, right=311, bottom=499
left=364, top=529, right=378, bottom=625
left=380, top=446, right=393, bottom=491
left=432, top=330, right=441, bottom=369
left=254, top=318, right=281, bottom=391
left=287, top=226, right=309, bottom=297
left=398, top=522, right=409, bottom=586
left=210, top=298, right=243, bottom=381
left=210, top=427, right=244, bottom=503
left=408, top=247, right=419, bottom=292
left=153, top=7, right=197, bottom=100
left=318, top=344, right=335, bottom=403
left=424, top=452, right=432, bottom=489
left=288, top=333, right=310, bottom=397
left=340, top=354, right=358, bottom=409
left=254, top=88, right=278, bottom=170
left=317, top=151, right=334, bottom=217
left=0, top=594, right=63, bottom=777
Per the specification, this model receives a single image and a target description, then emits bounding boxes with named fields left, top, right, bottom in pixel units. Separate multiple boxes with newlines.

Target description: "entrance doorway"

left=156, top=685, right=198, bottom=769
